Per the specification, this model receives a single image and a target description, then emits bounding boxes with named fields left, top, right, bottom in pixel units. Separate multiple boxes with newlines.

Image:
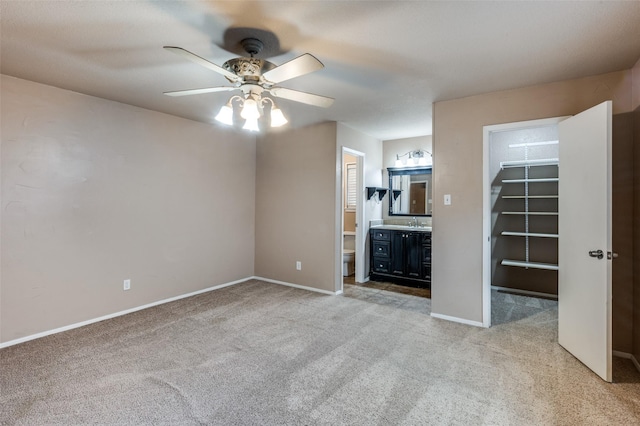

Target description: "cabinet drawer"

left=372, top=257, right=390, bottom=273
left=371, top=229, right=391, bottom=241
left=373, top=241, right=390, bottom=257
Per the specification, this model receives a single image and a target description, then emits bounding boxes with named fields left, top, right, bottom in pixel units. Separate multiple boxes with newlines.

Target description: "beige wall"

left=1, top=75, right=256, bottom=344
left=382, top=136, right=433, bottom=220
left=255, top=122, right=338, bottom=292
left=432, top=70, right=633, bottom=325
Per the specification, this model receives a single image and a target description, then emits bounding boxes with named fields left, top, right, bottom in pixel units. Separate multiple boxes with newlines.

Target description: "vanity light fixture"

left=394, top=149, right=432, bottom=167
left=214, top=92, right=288, bottom=132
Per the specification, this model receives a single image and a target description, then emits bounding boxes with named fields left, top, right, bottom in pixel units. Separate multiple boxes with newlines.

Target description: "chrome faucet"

left=413, top=216, right=418, bottom=227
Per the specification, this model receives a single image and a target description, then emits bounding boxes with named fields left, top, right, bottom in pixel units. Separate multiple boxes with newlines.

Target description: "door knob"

left=588, top=250, right=604, bottom=259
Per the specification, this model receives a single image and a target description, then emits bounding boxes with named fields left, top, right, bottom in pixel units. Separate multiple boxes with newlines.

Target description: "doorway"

left=482, top=117, right=565, bottom=328
left=340, top=147, right=365, bottom=293
left=483, top=102, right=614, bottom=382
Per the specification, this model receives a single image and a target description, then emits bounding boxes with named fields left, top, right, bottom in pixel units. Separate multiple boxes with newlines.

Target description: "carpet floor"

left=1, top=279, right=639, bottom=425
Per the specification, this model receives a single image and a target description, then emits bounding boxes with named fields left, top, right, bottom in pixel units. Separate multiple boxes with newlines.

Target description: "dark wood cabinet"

left=370, top=228, right=431, bottom=288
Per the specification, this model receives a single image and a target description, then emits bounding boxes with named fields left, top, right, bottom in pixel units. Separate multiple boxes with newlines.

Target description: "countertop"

left=371, top=225, right=432, bottom=232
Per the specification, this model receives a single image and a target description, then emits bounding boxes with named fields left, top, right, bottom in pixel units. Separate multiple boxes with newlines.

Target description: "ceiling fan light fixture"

left=214, top=103, right=234, bottom=126
left=240, top=98, right=260, bottom=120
left=243, top=117, right=260, bottom=132
left=270, top=106, right=288, bottom=127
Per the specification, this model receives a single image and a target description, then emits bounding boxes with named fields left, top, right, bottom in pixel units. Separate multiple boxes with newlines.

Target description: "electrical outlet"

left=123, top=279, right=131, bottom=291
left=296, top=261, right=302, bottom=270
left=444, top=194, right=452, bottom=205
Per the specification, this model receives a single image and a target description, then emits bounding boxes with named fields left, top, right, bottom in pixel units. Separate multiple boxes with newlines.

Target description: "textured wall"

left=1, top=76, right=256, bottom=343
left=255, top=122, right=337, bottom=292
left=432, top=70, right=633, bottom=324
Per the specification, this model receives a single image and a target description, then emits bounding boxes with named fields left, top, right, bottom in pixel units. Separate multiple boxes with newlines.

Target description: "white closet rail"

left=500, top=158, right=559, bottom=169
left=502, top=195, right=558, bottom=199
left=502, top=211, right=558, bottom=216
left=501, top=231, right=559, bottom=238
left=502, top=177, right=558, bottom=183
left=501, top=259, right=559, bottom=271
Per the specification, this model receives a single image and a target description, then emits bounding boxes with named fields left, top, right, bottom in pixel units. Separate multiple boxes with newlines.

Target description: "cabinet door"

left=405, top=233, right=422, bottom=279
left=390, top=231, right=406, bottom=276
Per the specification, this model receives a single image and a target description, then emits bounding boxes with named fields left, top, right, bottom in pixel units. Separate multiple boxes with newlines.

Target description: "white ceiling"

left=2, top=1, right=639, bottom=140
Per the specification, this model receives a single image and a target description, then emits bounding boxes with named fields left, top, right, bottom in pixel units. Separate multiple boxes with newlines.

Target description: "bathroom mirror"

left=388, top=166, right=433, bottom=216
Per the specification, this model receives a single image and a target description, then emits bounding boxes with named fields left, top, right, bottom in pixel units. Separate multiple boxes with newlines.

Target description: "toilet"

left=343, top=249, right=355, bottom=277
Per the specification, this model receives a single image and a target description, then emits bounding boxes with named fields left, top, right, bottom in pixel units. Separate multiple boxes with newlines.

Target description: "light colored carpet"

left=1, top=279, right=639, bottom=425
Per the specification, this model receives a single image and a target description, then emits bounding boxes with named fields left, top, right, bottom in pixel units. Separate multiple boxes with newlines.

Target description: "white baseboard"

left=491, top=285, right=558, bottom=300
left=612, top=350, right=640, bottom=373
left=430, top=312, right=486, bottom=328
left=0, top=277, right=251, bottom=349
left=253, top=276, right=340, bottom=296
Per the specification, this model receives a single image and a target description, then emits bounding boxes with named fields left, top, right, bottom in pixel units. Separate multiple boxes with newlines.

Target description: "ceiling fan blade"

left=163, top=86, right=237, bottom=97
left=164, top=46, right=238, bottom=82
left=268, top=87, right=334, bottom=108
left=263, top=53, right=324, bottom=84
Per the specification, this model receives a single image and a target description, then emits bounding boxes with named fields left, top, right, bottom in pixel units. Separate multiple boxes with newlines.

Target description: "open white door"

left=558, top=101, right=612, bottom=382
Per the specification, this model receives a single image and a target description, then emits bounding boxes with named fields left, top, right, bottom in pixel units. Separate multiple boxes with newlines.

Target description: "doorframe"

left=482, top=116, right=567, bottom=328
left=338, top=147, right=366, bottom=293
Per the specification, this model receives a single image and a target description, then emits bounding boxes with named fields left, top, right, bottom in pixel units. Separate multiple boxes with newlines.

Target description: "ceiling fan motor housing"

left=223, top=58, right=276, bottom=80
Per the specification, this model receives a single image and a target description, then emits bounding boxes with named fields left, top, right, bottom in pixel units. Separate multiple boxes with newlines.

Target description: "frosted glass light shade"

left=241, top=99, right=260, bottom=120
left=418, top=156, right=428, bottom=166
left=214, top=104, right=234, bottom=125
left=395, top=157, right=403, bottom=167
left=243, top=117, right=260, bottom=132
left=270, top=107, right=288, bottom=127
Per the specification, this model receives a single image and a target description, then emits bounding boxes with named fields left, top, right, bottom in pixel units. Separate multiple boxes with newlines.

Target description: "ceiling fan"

left=163, top=38, right=334, bottom=130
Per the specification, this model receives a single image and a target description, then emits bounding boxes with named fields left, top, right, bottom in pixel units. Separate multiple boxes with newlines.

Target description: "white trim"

left=482, top=125, right=492, bottom=328
left=612, top=351, right=640, bottom=373
left=491, top=285, right=558, bottom=300
left=0, top=277, right=251, bottom=349
left=430, top=312, right=485, bottom=328
left=613, top=350, right=631, bottom=359
left=254, top=276, right=340, bottom=296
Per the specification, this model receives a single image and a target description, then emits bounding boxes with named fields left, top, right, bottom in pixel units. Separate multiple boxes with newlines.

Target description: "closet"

left=490, top=124, right=559, bottom=296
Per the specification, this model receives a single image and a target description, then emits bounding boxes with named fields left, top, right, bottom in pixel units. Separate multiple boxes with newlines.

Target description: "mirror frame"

left=388, top=166, right=433, bottom=217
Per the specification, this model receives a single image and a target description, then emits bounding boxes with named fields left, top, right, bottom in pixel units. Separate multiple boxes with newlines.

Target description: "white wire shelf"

left=501, top=231, right=559, bottom=238
left=502, top=195, right=558, bottom=199
left=502, top=211, right=558, bottom=216
left=500, top=158, right=559, bottom=169
left=502, top=178, right=559, bottom=184
left=501, top=259, right=559, bottom=270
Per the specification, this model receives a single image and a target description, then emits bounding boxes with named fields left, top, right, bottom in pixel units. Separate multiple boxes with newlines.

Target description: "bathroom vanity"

left=369, top=226, right=431, bottom=289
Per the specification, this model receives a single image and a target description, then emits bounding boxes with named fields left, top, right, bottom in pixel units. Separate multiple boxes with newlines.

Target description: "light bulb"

left=214, top=104, right=234, bottom=125
left=241, top=99, right=260, bottom=120
left=270, top=107, right=288, bottom=127
left=243, top=117, right=260, bottom=132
